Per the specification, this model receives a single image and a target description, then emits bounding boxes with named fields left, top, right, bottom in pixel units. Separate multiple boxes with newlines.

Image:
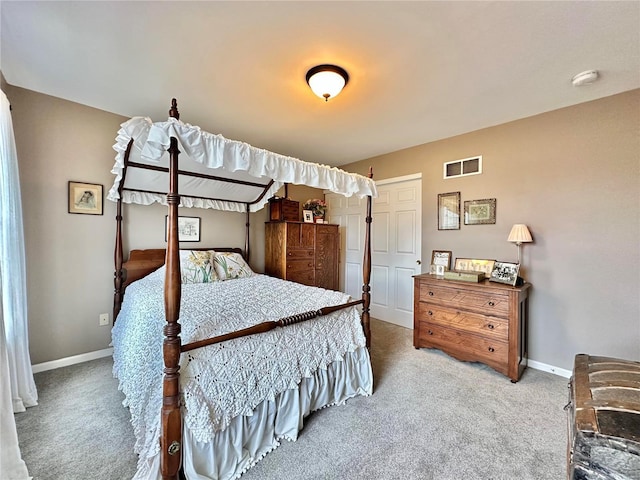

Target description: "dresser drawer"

left=417, top=302, right=508, bottom=341
left=418, top=322, right=508, bottom=366
left=287, top=259, right=315, bottom=272
left=418, top=283, right=510, bottom=316
left=287, top=269, right=315, bottom=286
left=286, top=249, right=314, bottom=259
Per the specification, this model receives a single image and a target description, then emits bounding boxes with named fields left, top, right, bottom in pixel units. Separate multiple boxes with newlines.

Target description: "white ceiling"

left=1, top=1, right=639, bottom=167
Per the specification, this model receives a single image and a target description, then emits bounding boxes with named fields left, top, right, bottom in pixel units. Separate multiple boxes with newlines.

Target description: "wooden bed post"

left=362, top=167, right=373, bottom=348
left=114, top=138, right=134, bottom=322
left=113, top=197, right=124, bottom=320
left=245, top=203, right=251, bottom=262
left=161, top=99, right=182, bottom=480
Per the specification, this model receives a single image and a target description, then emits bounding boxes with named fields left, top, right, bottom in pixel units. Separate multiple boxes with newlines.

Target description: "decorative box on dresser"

left=413, top=274, right=531, bottom=382
left=265, top=221, right=339, bottom=290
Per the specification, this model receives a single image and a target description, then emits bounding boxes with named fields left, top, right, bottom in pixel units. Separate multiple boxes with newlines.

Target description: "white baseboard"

left=32, top=347, right=113, bottom=374
left=528, top=359, right=572, bottom=378
left=31, top=347, right=572, bottom=380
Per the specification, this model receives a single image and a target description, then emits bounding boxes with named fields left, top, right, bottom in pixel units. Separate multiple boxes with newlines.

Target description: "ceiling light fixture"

left=571, top=70, right=599, bottom=87
left=306, top=64, right=349, bottom=101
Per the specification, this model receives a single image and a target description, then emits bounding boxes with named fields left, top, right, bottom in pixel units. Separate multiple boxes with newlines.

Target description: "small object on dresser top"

left=443, top=270, right=485, bottom=282
left=268, top=197, right=299, bottom=222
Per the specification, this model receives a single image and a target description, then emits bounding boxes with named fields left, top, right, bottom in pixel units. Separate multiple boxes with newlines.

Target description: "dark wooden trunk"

left=567, top=354, right=640, bottom=479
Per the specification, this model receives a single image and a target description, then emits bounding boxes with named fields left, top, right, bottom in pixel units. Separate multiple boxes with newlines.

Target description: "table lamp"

left=507, top=224, right=533, bottom=264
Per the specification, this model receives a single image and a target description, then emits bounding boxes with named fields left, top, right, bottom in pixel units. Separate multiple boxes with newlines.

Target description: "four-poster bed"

left=108, top=99, right=377, bottom=480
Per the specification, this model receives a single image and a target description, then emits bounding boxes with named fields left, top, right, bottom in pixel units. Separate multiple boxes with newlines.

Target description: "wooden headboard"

left=122, top=247, right=244, bottom=290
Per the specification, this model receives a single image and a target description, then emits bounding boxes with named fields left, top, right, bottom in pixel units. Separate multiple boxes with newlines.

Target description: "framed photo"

left=438, top=192, right=460, bottom=230
left=431, top=250, right=452, bottom=270
left=464, top=198, right=496, bottom=225
left=165, top=215, right=201, bottom=242
left=303, top=210, right=314, bottom=223
left=68, top=181, right=103, bottom=215
left=489, top=261, right=520, bottom=286
left=454, top=258, right=496, bottom=276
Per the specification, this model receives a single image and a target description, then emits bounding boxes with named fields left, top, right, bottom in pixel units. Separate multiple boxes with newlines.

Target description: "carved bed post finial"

left=362, top=167, right=374, bottom=348
left=169, top=98, right=180, bottom=120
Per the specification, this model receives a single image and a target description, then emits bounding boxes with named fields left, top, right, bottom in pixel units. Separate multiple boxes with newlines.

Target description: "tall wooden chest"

left=264, top=221, right=339, bottom=290
left=567, top=354, right=640, bottom=479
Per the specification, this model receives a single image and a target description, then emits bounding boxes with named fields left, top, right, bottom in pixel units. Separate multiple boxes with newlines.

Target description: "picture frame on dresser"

left=489, top=261, right=520, bottom=286
left=454, top=258, right=495, bottom=276
left=431, top=250, right=452, bottom=270
left=302, top=210, right=314, bottom=223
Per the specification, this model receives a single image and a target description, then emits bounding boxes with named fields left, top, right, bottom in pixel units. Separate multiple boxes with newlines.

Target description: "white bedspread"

left=112, top=268, right=370, bottom=477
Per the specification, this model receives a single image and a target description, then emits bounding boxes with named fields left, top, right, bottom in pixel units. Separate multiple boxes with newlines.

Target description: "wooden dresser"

left=413, top=274, right=531, bottom=382
left=265, top=221, right=339, bottom=290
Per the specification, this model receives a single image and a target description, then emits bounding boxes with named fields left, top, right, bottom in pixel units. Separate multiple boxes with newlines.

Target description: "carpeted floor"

left=15, top=319, right=568, bottom=479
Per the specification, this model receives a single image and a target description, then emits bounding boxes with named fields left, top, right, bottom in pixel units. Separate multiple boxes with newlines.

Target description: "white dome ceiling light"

left=572, top=70, right=599, bottom=87
left=306, top=64, right=349, bottom=101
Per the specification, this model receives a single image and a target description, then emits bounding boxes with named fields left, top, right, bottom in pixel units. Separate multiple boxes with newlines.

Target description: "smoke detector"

left=572, top=70, right=599, bottom=87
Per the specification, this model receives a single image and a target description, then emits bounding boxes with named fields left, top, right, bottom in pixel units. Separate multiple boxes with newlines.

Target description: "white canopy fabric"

left=108, top=117, right=377, bottom=212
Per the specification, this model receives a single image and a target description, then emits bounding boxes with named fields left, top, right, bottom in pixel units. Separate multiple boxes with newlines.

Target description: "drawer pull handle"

left=488, top=301, right=495, bottom=306
left=487, top=324, right=494, bottom=330
left=427, top=310, right=433, bottom=316
left=488, top=347, right=495, bottom=353
left=428, top=291, right=434, bottom=296
left=427, top=330, right=433, bottom=335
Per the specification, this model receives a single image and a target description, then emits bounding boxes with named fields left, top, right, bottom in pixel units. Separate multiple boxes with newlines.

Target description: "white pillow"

left=179, top=250, right=218, bottom=284
left=212, top=252, right=254, bottom=280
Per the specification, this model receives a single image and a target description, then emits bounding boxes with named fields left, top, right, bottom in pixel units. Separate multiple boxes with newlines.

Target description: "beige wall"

left=344, top=89, right=640, bottom=370
left=6, top=82, right=639, bottom=371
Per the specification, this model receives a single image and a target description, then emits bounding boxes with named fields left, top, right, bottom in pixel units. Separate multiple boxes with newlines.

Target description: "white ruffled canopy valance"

left=108, top=117, right=377, bottom=212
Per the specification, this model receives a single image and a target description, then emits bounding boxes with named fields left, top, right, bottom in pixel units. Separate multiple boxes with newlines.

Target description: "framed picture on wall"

left=438, top=192, right=461, bottom=230
left=68, top=181, right=103, bottom=215
left=165, top=215, right=201, bottom=242
left=464, top=198, right=496, bottom=225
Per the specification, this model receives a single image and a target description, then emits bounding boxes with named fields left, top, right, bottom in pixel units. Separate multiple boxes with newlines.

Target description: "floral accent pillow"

left=212, top=252, right=254, bottom=280
left=179, top=250, right=218, bottom=284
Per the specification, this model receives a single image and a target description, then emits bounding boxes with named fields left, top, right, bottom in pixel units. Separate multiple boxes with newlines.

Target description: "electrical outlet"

left=99, top=313, right=109, bottom=326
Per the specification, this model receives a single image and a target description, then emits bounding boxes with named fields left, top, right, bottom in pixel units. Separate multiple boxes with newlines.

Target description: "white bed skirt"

left=134, top=346, right=372, bottom=480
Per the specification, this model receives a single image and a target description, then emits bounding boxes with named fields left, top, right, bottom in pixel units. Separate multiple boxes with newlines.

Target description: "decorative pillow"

left=212, top=252, right=254, bottom=280
left=179, top=250, right=218, bottom=284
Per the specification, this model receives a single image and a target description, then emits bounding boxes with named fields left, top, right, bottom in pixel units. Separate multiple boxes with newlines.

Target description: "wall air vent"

left=443, top=156, right=482, bottom=179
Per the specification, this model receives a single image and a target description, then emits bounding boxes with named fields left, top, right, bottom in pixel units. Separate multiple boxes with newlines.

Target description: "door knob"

left=416, top=259, right=422, bottom=265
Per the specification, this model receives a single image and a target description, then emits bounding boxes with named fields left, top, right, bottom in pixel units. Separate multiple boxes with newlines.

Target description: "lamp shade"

left=306, top=65, right=349, bottom=101
left=507, top=224, right=533, bottom=244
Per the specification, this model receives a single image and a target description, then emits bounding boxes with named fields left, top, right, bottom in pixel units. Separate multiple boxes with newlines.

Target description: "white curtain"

left=0, top=89, right=35, bottom=479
